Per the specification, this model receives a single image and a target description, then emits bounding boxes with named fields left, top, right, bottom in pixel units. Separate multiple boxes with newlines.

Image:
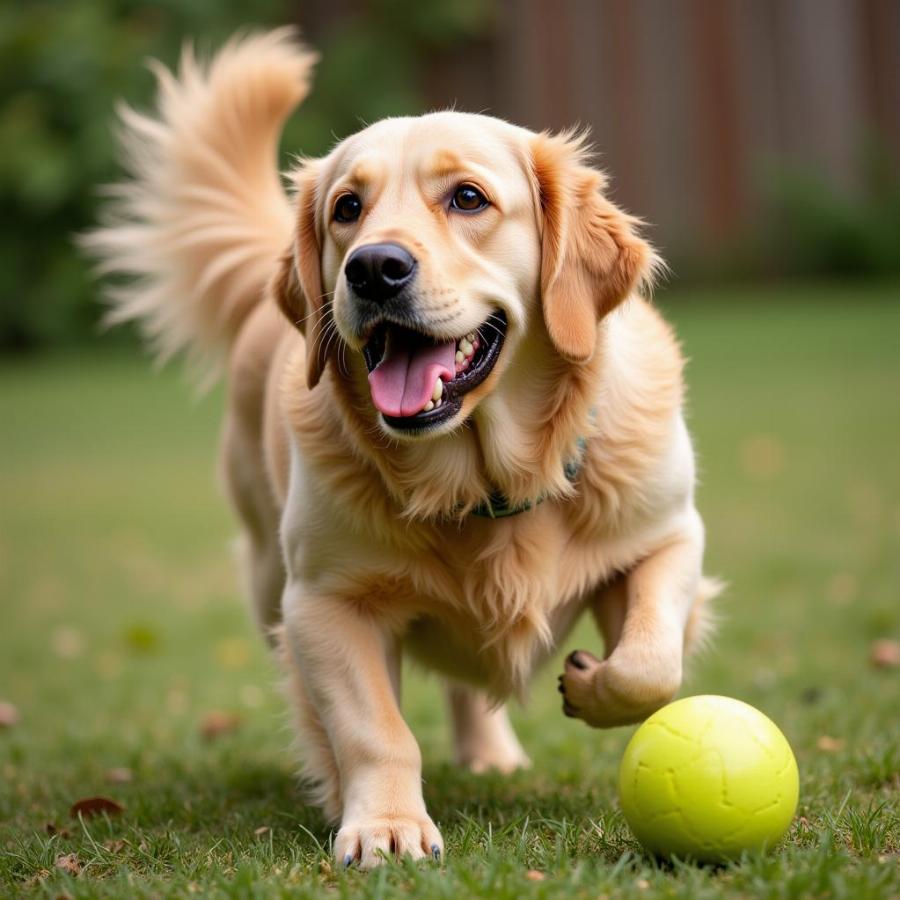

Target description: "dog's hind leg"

left=222, top=406, right=285, bottom=644
left=446, top=684, right=531, bottom=774
left=232, top=528, right=285, bottom=644
left=220, top=304, right=293, bottom=644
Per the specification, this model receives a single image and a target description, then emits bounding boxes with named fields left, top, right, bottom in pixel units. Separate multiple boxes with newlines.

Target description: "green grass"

left=1, top=281, right=899, bottom=898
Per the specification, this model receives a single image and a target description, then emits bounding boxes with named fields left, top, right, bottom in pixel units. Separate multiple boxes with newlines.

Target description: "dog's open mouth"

left=362, top=310, right=507, bottom=430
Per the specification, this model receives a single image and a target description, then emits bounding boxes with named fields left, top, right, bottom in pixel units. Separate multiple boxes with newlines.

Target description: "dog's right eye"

left=333, top=193, right=362, bottom=223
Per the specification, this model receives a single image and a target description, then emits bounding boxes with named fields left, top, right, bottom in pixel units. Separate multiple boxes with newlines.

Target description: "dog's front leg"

left=558, top=511, right=705, bottom=727
left=282, top=584, right=442, bottom=869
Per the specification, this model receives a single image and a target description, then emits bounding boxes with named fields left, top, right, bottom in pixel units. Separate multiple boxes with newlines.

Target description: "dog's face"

left=321, top=113, right=538, bottom=437
left=276, top=112, right=654, bottom=440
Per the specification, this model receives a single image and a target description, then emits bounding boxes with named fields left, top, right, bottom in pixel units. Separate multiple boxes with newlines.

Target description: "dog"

left=85, top=29, right=721, bottom=868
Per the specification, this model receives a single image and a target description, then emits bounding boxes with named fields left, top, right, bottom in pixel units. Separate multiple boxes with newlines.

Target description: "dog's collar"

left=469, top=435, right=588, bottom=519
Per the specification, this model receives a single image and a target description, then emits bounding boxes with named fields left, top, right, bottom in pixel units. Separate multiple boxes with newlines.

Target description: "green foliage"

left=4, top=0, right=895, bottom=352
left=764, top=144, right=900, bottom=279
left=0, top=0, right=494, bottom=352
left=0, top=0, right=287, bottom=351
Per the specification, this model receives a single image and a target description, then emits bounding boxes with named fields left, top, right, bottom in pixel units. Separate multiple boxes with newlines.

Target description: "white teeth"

left=432, top=377, right=443, bottom=402
left=455, top=350, right=465, bottom=364
left=459, top=338, right=474, bottom=357
left=423, top=400, right=434, bottom=412
left=466, top=332, right=475, bottom=343
left=434, top=398, right=442, bottom=408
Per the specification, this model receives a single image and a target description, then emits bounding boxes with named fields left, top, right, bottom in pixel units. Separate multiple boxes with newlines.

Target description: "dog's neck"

left=327, top=320, right=605, bottom=523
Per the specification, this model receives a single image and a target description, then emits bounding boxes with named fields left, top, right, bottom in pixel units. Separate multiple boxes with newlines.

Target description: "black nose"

left=344, top=242, right=417, bottom=303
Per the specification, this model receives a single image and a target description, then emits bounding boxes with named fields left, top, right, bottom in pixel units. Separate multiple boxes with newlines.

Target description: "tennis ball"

left=618, top=695, right=799, bottom=862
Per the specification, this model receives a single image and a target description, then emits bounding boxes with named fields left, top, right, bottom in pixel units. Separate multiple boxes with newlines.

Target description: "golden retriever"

left=85, top=29, right=721, bottom=868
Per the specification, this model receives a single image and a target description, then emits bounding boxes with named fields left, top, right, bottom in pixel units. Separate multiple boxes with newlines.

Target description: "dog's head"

left=275, top=112, right=656, bottom=440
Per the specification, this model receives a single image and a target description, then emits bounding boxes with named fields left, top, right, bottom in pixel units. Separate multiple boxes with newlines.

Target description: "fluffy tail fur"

left=83, top=29, right=315, bottom=377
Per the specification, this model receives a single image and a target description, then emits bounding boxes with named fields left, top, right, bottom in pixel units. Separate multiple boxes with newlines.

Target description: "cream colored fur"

left=88, top=30, right=722, bottom=870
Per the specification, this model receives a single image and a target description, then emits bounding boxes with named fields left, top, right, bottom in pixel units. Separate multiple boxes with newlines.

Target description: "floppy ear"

left=531, top=132, right=657, bottom=362
left=272, top=162, right=330, bottom=388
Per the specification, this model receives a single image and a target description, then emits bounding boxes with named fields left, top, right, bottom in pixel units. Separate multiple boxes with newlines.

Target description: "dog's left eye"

left=451, top=184, right=489, bottom=213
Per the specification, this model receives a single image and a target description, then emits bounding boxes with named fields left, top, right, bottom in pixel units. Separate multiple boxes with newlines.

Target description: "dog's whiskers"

left=477, top=322, right=504, bottom=342
left=292, top=289, right=336, bottom=330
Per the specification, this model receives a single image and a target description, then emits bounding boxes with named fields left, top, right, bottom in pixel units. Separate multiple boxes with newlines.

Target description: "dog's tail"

left=82, top=29, right=315, bottom=379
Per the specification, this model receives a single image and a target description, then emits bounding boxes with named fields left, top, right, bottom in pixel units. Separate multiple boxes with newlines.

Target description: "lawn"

left=1, top=281, right=898, bottom=898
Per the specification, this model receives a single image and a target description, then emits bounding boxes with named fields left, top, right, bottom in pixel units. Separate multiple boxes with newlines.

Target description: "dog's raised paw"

left=558, top=649, right=603, bottom=720
left=558, top=648, right=680, bottom=728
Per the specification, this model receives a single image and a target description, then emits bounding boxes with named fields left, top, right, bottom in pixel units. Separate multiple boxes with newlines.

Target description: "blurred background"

left=1, top=0, right=899, bottom=351
left=1, top=3, right=899, bottom=892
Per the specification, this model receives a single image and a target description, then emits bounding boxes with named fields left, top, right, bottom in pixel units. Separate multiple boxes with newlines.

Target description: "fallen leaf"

left=200, top=710, right=241, bottom=740
left=51, top=627, right=84, bottom=660
left=69, top=797, right=124, bottom=819
left=816, top=735, right=846, bottom=753
left=0, top=701, right=20, bottom=728
left=637, top=879, right=650, bottom=890
left=23, top=869, right=50, bottom=888
left=56, top=892, right=74, bottom=900
left=105, top=767, right=133, bottom=784
left=55, top=853, right=81, bottom=876
left=254, top=826, right=270, bottom=837
left=525, top=869, right=545, bottom=881
left=104, top=839, right=127, bottom=853
left=870, top=639, right=900, bottom=669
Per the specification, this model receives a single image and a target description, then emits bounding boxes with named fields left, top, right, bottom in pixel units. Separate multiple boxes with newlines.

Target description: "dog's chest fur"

left=280, top=298, right=689, bottom=695
left=388, top=485, right=663, bottom=695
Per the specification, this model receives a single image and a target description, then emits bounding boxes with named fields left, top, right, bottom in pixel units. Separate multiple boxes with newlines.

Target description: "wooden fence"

left=301, top=0, right=900, bottom=263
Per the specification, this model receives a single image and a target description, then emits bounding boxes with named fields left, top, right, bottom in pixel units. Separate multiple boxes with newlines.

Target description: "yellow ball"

left=618, top=695, right=799, bottom=862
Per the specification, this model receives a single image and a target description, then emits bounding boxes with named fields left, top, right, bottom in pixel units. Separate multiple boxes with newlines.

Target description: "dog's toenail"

left=342, top=853, right=354, bottom=867
left=557, top=682, right=565, bottom=693
left=567, top=651, right=587, bottom=670
left=431, top=843, right=441, bottom=861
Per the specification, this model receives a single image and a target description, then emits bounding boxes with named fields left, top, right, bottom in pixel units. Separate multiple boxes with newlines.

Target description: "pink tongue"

left=368, top=331, right=457, bottom=417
